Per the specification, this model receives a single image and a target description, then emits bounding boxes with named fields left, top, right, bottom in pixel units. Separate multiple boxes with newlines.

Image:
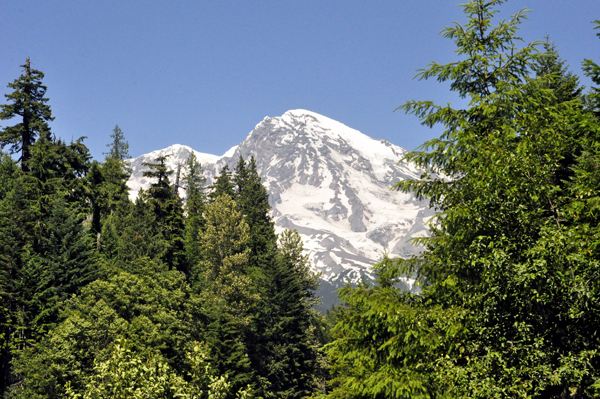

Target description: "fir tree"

left=0, top=58, right=54, bottom=171
left=143, top=155, right=185, bottom=271
left=208, top=165, right=234, bottom=202
left=87, top=133, right=132, bottom=242
left=0, top=167, right=35, bottom=392
left=325, top=1, right=600, bottom=397
left=100, top=190, right=168, bottom=266
left=234, top=156, right=276, bottom=270
left=103, top=125, right=130, bottom=161
left=583, top=20, right=600, bottom=117
left=0, top=166, right=97, bottom=393
left=25, top=194, right=97, bottom=336
left=143, top=155, right=174, bottom=206
left=183, top=153, right=207, bottom=273
left=196, top=194, right=256, bottom=393
left=254, top=229, right=320, bottom=399
left=533, top=39, right=584, bottom=103
left=531, top=40, right=586, bottom=189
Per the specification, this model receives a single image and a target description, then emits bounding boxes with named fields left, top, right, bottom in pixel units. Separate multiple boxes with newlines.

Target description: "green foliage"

left=324, top=1, right=600, bottom=398
left=234, top=156, right=277, bottom=270
left=195, top=194, right=257, bottom=393
left=87, top=128, right=132, bottom=237
left=582, top=21, right=600, bottom=116
left=64, top=338, right=252, bottom=399
left=143, top=155, right=186, bottom=270
left=103, top=125, right=130, bottom=161
left=24, top=194, right=98, bottom=336
left=0, top=57, right=323, bottom=399
left=209, top=165, right=235, bottom=202
left=100, top=193, right=168, bottom=265
left=0, top=136, right=95, bottom=392
left=184, top=152, right=207, bottom=272
left=0, top=58, right=54, bottom=170
left=9, top=258, right=196, bottom=398
left=253, top=229, right=320, bottom=399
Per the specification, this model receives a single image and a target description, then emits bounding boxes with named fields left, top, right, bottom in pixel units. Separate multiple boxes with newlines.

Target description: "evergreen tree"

left=24, top=194, right=97, bottom=336
left=87, top=131, right=132, bottom=242
left=0, top=167, right=35, bottom=392
left=325, top=1, right=600, bottom=398
left=533, top=39, right=584, bottom=104
left=26, top=131, right=91, bottom=209
left=208, top=165, right=234, bottom=202
left=233, top=155, right=250, bottom=200
left=0, top=162, right=97, bottom=393
left=196, top=194, right=257, bottom=393
left=183, top=152, right=207, bottom=273
left=0, top=58, right=53, bottom=171
left=86, top=127, right=132, bottom=244
left=143, top=155, right=174, bottom=207
left=532, top=39, right=586, bottom=188
left=100, top=190, right=168, bottom=266
left=87, top=162, right=104, bottom=238
left=103, top=125, right=130, bottom=161
left=143, top=155, right=185, bottom=271
left=254, top=229, right=319, bottom=399
left=234, top=156, right=277, bottom=270
left=583, top=20, right=600, bottom=117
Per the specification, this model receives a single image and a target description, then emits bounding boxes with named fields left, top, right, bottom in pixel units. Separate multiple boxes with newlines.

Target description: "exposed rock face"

left=127, top=109, right=431, bottom=292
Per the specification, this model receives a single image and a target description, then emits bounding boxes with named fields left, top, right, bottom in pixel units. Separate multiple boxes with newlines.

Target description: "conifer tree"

left=196, top=194, right=257, bottom=393
left=533, top=39, right=584, bottom=104
left=0, top=166, right=35, bottom=392
left=24, top=194, right=97, bottom=336
left=234, top=156, right=277, bottom=270
left=100, top=191, right=168, bottom=265
left=0, top=58, right=53, bottom=171
left=208, top=165, right=235, bottom=202
left=583, top=21, right=600, bottom=117
left=254, top=229, right=319, bottom=399
left=233, top=155, right=250, bottom=200
left=183, top=152, right=207, bottom=272
left=325, top=2, right=600, bottom=398
left=0, top=162, right=97, bottom=393
left=531, top=39, right=586, bottom=188
left=103, top=125, right=130, bottom=161
left=143, top=155, right=185, bottom=270
left=87, top=129, right=132, bottom=241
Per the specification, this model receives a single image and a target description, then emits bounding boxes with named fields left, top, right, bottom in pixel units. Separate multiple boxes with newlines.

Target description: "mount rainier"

left=127, top=110, right=432, bottom=306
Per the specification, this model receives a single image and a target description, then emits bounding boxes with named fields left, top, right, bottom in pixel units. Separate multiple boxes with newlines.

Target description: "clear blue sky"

left=1, top=1, right=599, bottom=160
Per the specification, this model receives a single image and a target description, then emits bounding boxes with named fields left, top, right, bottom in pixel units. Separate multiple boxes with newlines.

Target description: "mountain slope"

left=127, top=110, right=431, bottom=287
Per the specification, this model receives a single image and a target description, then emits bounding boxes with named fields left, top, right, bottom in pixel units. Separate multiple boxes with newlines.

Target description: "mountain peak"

left=127, top=111, right=430, bottom=289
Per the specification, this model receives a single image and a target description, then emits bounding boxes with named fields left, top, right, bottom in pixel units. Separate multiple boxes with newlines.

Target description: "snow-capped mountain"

left=127, top=110, right=432, bottom=295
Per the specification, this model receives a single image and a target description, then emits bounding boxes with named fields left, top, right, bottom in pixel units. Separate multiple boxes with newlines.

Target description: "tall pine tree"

left=234, top=156, right=277, bottom=270
left=254, top=229, right=320, bottom=399
left=103, top=125, right=130, bottom=161
left=208, top=164, right=234, bottom=202
left=183, top=152, right=207, bottom=274
left=0, top=58, right=54, bottom=172
left=143, top=155, right=185, bottom=271
left=325, top=2, right=600, bottom=397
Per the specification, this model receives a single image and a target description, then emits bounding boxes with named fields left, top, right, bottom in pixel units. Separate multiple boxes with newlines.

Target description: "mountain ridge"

left=127, top=109, right=431, bottom=291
